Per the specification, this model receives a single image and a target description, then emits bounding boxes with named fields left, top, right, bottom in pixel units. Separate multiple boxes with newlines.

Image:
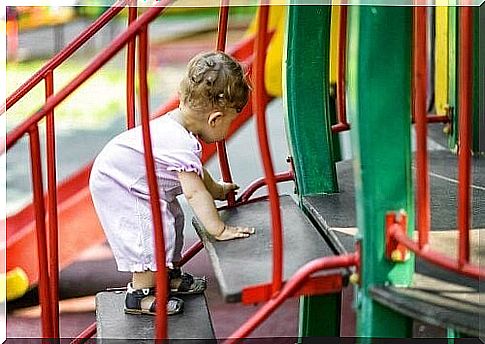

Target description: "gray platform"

left=193, top=195, right=344, bottom=303
left=96, top=291, right=215, bottom=342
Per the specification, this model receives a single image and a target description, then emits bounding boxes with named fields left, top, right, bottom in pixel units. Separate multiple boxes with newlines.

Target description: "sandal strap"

left=125, top=283, right=155, bottom=311
left=177, top=273, right=195, bottom=291
left=167, top=296, right=184, bottom=315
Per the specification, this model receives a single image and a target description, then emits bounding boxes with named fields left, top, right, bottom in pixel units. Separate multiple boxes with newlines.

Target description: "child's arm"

left=202, top=167, right=239, bottom=201
left=178, top=171, right=255, bottom=241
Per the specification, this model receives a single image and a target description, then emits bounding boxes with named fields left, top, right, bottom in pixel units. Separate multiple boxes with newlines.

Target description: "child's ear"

left=208, top=111, right=223, bottom=127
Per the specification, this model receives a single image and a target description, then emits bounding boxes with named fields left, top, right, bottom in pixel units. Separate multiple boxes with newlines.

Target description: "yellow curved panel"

left=329, top=6, right=341, bottom=85
left=435, top=6, right=449, bottom=116
left=245, top=4, right=286, bottom=97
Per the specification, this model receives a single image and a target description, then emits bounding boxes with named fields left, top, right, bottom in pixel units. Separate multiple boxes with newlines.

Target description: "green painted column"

left=347, top=6, right=414, bottom=339
left=284, top=4, right=341, bottom=338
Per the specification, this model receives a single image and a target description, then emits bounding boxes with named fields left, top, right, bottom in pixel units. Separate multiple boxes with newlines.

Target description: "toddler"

left=89, top=51, right=255, bottom=316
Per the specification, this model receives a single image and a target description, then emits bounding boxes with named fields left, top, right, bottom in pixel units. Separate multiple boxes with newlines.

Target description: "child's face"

left=199, top=108, right=238, bottom=143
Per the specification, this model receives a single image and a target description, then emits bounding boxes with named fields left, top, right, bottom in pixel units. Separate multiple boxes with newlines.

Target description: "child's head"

left=179, top=51, right=250, bottom=143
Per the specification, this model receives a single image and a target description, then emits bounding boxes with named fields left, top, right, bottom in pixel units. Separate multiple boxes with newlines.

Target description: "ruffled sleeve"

left=165, top=147, right=203, bottom=177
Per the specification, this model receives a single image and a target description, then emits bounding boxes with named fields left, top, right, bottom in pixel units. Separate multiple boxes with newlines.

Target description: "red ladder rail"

left=386, top=6, right=483, bottom=280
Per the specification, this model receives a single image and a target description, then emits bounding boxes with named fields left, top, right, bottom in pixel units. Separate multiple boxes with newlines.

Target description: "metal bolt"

left=443, top=124, right=451, bottom=135
left=391, top=249, right=404, bottom=262
left=349, top=273, right=359, bottom=285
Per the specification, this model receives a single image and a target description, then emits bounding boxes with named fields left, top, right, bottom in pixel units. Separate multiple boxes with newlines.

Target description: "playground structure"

left=3, top=0, right=484, bottom=341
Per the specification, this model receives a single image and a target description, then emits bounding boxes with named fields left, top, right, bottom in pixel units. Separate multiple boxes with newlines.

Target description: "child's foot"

left=169, top=268, right=207, bottom=295
left=124, top=283, right=184, bottom=316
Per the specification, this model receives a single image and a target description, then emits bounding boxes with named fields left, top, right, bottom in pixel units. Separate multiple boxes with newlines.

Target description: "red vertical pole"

left=29, top=126, right=53, bottom=338
left=337, top=6, right=348, bottom=128
left=457, top=6, right=472, bottom=266
left=413, top=7, right=430, bottom=249
left=216, top=0, right=229, bottom=52
left=126, top=4, right=137, bottom=129
left=45, top=71, right=60, bottom=338
left=254, top=4, right=282, bottom=295
left=138, top=27, right=168, bottom=339
left=215, top=0, right=236, bottom=207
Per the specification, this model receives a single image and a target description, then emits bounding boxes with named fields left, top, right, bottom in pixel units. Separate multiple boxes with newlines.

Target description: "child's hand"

left=214, top=224, right=255, bottom=241
left=214, top=181, right=240, bottom=201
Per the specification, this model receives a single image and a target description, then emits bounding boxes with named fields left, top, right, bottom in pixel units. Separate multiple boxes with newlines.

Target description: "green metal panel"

left=448, top=6, right=459, bottom=150
left=284, top=4, right=341, bottom=338
left=347, top=5, right=414, bottom=338
left=298, top=293, right=340, bottom=338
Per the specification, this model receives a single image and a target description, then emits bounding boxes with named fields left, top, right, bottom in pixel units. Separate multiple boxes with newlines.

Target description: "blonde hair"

left=179, top=51, right=250, bottom=113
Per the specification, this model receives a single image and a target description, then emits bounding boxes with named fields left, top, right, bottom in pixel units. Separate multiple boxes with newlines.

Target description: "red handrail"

left=215, top=0, right=237, bottom=207
left=5, top=2, right=170, bottom=338
left=71, top=322, right=97, bottom=344
left=237, top=170, right=294, bottom=203
left=5, top=4, right=168, bottom=151
left=4, top=0, right=127, bottom=112
left=457, top=6, right=472, bottom=267
left=45, top=70, right=60, bottom=338
left=253, top=4, right=283, bottom=295
left=389, top=223, right=484, bottom=279
left=137, top=23, right=169, bottom=338
left=336, top=6, right=349, bottom=131
left=388, top=5, right=481, bottom=280
left=413, top=7, right=430, bottom=249
left=126, top=5, right=138, bottom=129
left=225, top=253, right=359, bottom=343
left=29, top=126, right=53, bottom=338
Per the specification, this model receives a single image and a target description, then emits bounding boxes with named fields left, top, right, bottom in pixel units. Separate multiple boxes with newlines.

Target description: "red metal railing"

left=215, top=0, right=237, bottom=207
left=331, top=6, right=449, bottom=135
left=225, top=253, right=359, bottom=343
left=4, top=1, right=173, bottom=338
left=4, top=0, right=127, bottom=113
left=253, top=4, right=284, bottom=295
left=457, top=6, right=473, bottom=267
left=4, top=5, right=130, bottom=336
left=386, top=6, right=483, bottom=280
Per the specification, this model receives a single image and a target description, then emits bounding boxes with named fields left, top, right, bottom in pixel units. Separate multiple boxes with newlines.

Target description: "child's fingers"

left=222, top=182, right=240, bottom=192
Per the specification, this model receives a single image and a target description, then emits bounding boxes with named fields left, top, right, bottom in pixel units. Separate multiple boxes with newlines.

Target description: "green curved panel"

left=284, top=4, right=340, bottom=339
left=284, top=5, right=337, bottom=197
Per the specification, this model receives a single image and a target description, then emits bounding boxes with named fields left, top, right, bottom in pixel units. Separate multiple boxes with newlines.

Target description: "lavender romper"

left=89, top=113, right=203, bottom=272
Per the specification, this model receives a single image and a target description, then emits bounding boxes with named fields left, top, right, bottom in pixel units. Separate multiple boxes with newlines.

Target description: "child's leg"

left=168, top=200, right=206, bottom=295
left=170, top=199, right=185, bottom=265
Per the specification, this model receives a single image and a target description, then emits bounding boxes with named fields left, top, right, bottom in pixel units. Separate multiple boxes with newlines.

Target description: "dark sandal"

left=169, top=268, right=207, bottom=295
left=124, top=283, right=184, bottom=316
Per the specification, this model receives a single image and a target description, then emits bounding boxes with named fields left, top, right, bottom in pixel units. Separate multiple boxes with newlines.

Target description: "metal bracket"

left=286, top=156, right=298, bottom=195
left=443, top=105, right=454, bottom=136
left=385, top=210, right=409, bottom=262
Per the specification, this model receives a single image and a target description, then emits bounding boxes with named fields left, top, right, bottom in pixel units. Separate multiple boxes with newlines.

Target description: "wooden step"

left=302, top=151, right=485, bottom=245
left=192, top=194, right=347, bottom=303
left=96, top=291, right=215, bottom=342
left=370, top=273, right=483, bottom=337
left=302, top=158, right=356, bottom=255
